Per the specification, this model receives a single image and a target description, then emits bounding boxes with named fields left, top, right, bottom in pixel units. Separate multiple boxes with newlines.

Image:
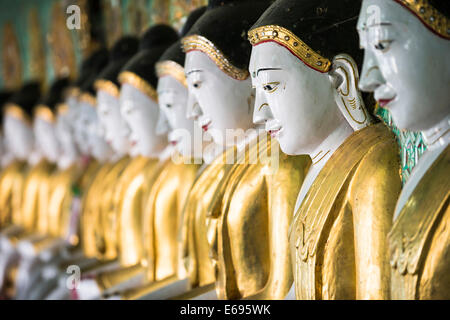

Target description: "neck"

left=309, top=121, right=353, bottom=168
left=236, top=125, right=258, bottom=153
left=58, top=153, right=78, bottom=170
left=28, top=150, right=43, bottom=166
left=158, top=144, right=174, bottom=161
left=203, top=143, right=225, bottom=164
left=421, top=115, right=450, bottom=151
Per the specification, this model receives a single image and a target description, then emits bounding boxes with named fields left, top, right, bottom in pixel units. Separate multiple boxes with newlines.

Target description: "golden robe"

left=91, top=156, right=160, bottom=293
left=389, top=145, right=449, bottom=299
left=214, top=136, right=310, bottom=299
left=117, top=156, right=202, bottom=300
left=0, top=160, right=28, bottom=229
left=290, top=123, right=401, bottom=300
left=21, top=159, right=56, bottom=234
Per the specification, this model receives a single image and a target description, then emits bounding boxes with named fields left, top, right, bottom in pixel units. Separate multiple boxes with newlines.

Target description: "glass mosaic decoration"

left=376, top=106, right=426, bottom=185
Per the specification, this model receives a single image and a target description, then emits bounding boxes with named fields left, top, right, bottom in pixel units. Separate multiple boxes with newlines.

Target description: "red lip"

left=130, top=141, right=137, bottom=147
left=170, top=140, right=178, bottom=146
left=378, top=98, right=394, bottom=107
left=268, top=129, right=280, bottom=138
left=201, top=121, right=211, bottom=132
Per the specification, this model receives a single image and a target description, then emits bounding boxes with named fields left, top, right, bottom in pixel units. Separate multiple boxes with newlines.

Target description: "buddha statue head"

left=181, top=0, right=273, bottom=148
left=55, top=103, right=79, bottom=169
left=357, top=0, right=450, bottom=133
left=3, top=82, right=40, bottom=161
left=248, top=0, right=372, bottom=156
left=76, top=49, right=114, bottom=162
left=94, top=36, right=139, bottom=157
left=33, top=77, right=71, bottom=164
left=70, top=48, right=109, bottom=157
left=118, top=24, right=179, bottom=158
left=156, top=6, right=207, bottom=159
left=0, top=90, right=14, bottom=167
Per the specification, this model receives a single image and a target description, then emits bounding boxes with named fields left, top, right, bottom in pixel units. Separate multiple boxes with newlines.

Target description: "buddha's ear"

left=329, top=54, right=372, bottom=131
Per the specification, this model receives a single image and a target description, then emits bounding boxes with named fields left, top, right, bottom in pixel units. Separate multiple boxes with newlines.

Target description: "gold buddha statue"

left=248, top=0, right=402, bottom=299
left=167, top=0, right=312, bottom=300
left=74, top=26, right=181, bottom=299
left=358, top=0, right=450, bottom=299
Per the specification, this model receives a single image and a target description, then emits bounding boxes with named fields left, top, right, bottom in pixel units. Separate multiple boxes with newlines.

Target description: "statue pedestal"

left=284, top=284, right=296, bottom=300
left=170, top=283, right=217, bottom=300
left=137, top=278, right=189, bottom=300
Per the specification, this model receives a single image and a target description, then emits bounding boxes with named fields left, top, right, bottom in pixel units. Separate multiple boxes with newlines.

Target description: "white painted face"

left=97, top=89, right=132, bottom=155
left=55, top=111, right=79, bottom=165
left=119, top=83, right=167, bottom=157
left=185, top=51, right=255, bottom=147
left=33, top=117, right=60, bottom=163
left=157, top=75, right=199, bottom=157
left=3, top=114, right=34, bottom=160
left=249, top=42, right=345, bottom=155
left=77, top=101, right=114, bottom=161
left=357, top=0, right=450, bottom=131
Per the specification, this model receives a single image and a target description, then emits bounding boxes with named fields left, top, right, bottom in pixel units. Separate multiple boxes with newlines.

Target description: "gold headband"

left=34, top=105, right=55, bottom=123
left=94, top=79, right=120, bottom=98
left=118, top=71, right=158, bottom=102
left=65, top=87, right=81, bottom=99
left=248, top=25, right=332, bottom=73
left=78, top=92, right=97, bottom=107
left=395, top=0, right=449, bottom=39
left=155, top=61, right=187, bottom=87
left=56, top=103, right=69, bottom=115
left=3, top=103, right=31, bottom=124
left=181, top=35, right=250, bottom=81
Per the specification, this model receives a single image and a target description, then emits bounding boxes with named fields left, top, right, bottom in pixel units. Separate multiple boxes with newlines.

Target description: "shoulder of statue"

left=389, top=146, right=450, bottom=276
left=350, top=123, right=402, bottom=191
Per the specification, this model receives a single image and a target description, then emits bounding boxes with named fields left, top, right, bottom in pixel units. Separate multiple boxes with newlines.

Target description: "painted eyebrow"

left=358, top=22, right=392, bottom=31
left=368, top=22, right=392, bottom=28
left=256, top=68, right=282, bottom=76
left=186, top=69, right=203, bottom=76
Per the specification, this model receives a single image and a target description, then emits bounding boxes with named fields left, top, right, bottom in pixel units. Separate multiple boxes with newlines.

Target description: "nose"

left=359, top=50, right=386, bottom=92
left=98, top=122, right=106, bottom=138
left=252, top=88, right=274, bottom=125
left=186, top=92, right=202, bottom=120
left=155, top=109, right=170, bottom=136
left=120, top=119, right=131, bottom=139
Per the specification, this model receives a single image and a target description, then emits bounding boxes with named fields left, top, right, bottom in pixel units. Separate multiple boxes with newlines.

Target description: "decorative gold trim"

left=94, top=79, right=120, bottom=98
left=65, top=87, right=81, bottom=99
left=34, top=105, right=55, bottom=123
left=56, top=103, right=69, bottom=115
left=3, top=103, right=31, bottom=124
left=155, top=61, right=187, bottom=87
left=78, top=92, right=97, bottom=107
left=181, top=35, right=250, bottom=81
left=248, top=25, right=332, bottom=73
left=118, top=71, right=158, bottom=102
left=394, top=0, right=450, bottom=39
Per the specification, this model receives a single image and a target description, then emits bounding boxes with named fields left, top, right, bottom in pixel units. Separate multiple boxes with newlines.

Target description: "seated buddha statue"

left=248, top=0, right=402, bottom=299
left=167, top=0, right=310, bottom=300
left=92, top=36, right=139, bottom=263
left=0, top=82, right=41, bottom=296
left=12, top=78, right=80, bottom=300
left=75, top=25, right=180, bottom=299
left=0, top=90, right=14, bottom=169
left=110, top=7, right=208, bottom=300
left=358, top=0, right=450, bottom=299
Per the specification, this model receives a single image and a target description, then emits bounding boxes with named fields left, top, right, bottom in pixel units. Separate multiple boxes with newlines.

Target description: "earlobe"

left=330, top=54, right=372, bottom=131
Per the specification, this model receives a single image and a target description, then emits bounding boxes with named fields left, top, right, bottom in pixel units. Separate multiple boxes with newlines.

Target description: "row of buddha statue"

left=0, top=0, right=448, bottom=300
